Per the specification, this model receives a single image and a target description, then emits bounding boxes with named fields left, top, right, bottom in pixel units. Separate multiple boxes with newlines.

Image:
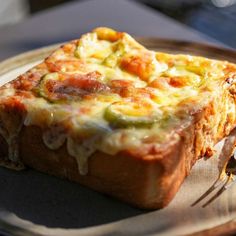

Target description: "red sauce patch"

left=46, top=59, right=86, bottom=73
left=61, top=42, right=76, bottom=54
left=11, top=72, right=42, bottom=91
left=149, top=76, right=190, bottom=89
left=168, top=76, right=191, bottom=88
left=15, top=90, right=33, bottom=99
left=120, top=53, right=154, bottom=81
left=110, top=80, right=153, bottom=99
left=148, top=77, right=170, bottom=90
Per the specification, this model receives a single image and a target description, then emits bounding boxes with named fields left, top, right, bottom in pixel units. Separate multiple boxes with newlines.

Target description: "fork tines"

left=191, top=174, right=232, bottom=207
left=191, top=127, right=236, bottom=208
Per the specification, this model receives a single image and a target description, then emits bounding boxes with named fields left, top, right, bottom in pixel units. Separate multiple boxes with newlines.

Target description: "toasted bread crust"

left=0, top=85, right=234, bottom=209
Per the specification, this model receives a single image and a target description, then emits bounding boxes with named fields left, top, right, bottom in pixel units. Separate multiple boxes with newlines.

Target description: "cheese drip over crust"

left=1, top=27, right=236, bottom=174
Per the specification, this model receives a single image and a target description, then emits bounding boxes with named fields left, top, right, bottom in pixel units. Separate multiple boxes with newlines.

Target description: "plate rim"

left=1, top=37, right=236, bottom=236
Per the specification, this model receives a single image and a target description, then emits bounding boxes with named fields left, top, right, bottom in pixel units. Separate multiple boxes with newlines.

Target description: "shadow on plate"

left=0, top=167, right=146, bottom=229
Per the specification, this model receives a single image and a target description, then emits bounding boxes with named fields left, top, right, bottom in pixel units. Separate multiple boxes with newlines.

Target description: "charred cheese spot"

left=37, top=71, right=109, bottom=102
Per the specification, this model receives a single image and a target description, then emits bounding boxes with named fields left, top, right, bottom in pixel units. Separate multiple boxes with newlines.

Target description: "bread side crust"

left=19, top=125, right=183, bottom=209
left=0, top=84, right=234, bottom=209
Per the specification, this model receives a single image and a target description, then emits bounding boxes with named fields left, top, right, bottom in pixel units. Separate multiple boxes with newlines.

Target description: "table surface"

left=0, top=0, right=221, bottom=62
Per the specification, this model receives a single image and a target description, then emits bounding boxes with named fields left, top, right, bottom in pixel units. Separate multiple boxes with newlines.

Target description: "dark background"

left=27, top=0, right=236, bottom=48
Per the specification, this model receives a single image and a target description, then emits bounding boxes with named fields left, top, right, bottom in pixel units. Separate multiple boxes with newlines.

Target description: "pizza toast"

left=0, top=28, right=236, bottom=209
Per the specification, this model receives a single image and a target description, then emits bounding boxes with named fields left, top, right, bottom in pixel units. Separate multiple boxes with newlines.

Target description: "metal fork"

left=191, top=128, right=236, bottom=208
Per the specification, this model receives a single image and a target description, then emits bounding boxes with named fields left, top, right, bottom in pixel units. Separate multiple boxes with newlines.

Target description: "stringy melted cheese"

left=1, top=27, right=235, bottom=175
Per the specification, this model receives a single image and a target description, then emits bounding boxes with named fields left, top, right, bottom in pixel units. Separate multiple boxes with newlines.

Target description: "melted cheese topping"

left=1, top=27, right=236, bottom=174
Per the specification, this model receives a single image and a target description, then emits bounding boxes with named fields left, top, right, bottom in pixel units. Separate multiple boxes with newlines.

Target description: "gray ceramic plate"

left=0, top=39, right=236, bottom=236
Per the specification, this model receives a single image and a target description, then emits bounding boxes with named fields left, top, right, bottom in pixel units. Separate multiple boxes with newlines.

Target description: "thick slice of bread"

left=0, top=28, right=236, bottom=209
